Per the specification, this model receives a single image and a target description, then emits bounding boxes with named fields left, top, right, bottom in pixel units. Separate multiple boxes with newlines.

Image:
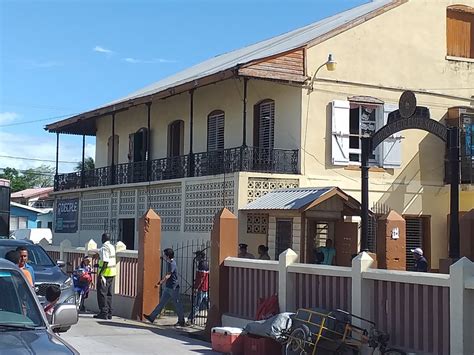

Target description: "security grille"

left=314, top=223, right=329, bottom=248
left=405, top=217, right=423, bottom=271
left=367, top=214, right=377, bottom=253
left=207, top=111, right=225, bottom=152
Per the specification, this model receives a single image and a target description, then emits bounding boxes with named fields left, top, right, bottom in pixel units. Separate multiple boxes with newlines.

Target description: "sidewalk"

left=62, top=314, right=218, bottom=355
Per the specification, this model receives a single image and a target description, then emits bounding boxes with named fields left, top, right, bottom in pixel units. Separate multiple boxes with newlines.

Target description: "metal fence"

left=160, top=239, right=211, bottom=328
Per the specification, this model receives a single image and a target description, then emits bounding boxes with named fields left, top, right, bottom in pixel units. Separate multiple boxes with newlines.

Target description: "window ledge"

left=446, top=56, right=474, bottom=64
left=344, top=165, right=388, bottom=173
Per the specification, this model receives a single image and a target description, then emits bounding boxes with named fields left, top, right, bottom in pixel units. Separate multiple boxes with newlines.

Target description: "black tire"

left=285, top=326, right=309, bottom=355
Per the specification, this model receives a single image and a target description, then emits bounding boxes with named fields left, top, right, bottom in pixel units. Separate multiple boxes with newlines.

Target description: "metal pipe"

left=55, top=133, right=59, bottom=190
left=110, top=113, right=116, bottom=185
left=147, top=102, right=152, bottom=181
left=360, top=137, right=371, bottom=252
left=81, top=135, right=85, bottom=188
left=449, top=127, right=460, bottom=259
left=189, top=90, right=194, bottom=177
left=242, top=78, right=248, bottom=147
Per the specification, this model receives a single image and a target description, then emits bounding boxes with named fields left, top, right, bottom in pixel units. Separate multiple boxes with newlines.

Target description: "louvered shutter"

left=331, top=100, right=350, bottom=166
left=258, top=101, right=275, bottom=150
left=207, top=112, right=225, bottom=151
left=381, top=103, right=402, bottom=168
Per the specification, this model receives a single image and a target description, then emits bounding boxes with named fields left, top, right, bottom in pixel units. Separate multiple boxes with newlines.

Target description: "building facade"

left=46, top=0, right=473, bottom=269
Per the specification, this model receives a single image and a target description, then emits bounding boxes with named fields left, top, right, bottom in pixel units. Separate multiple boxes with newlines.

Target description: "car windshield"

left=0, top=245, right=55, bottom=267
left=0, top=269, right=45, bottom=329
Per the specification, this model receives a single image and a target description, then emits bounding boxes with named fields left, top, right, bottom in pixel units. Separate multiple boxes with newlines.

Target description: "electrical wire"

left=0, top=113, right=79, bottom=128
left=0, top=155, right=78, bottom=164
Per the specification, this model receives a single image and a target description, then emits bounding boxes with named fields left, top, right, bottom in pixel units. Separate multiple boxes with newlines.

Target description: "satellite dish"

left=399, top=91, right=417, bottom=118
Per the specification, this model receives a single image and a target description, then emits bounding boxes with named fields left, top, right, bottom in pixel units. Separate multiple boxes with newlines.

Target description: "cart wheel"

left=285, top=326, right=309, bottom=355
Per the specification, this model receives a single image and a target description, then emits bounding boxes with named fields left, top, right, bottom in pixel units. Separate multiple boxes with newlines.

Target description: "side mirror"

left=51, top=304, right=78, bottom=333
left=56, top=260, right=66, bottom=268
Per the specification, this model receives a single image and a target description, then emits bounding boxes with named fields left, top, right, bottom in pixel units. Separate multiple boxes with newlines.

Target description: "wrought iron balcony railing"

left=54, top=146, right=299, bottom=191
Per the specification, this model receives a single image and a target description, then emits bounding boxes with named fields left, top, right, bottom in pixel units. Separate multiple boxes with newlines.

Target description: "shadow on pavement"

left=95, top=320, right=212, bottom=350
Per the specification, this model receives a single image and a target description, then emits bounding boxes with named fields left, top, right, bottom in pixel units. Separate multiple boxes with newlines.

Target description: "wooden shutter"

left=331, top=100, right=350, bottom=166
left=207, top=111, right=225, bottom=151
left=447, top=7, right=474, bottom=58
left=380, top=104, right=402, bottom=168
left=254, top=100, right=275, bottom=149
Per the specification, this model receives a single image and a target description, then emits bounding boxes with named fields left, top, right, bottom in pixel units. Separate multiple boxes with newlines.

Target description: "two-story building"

left=46, top=0, right=473, bottom=270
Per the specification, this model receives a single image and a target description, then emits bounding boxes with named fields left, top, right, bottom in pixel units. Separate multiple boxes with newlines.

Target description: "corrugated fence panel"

left=118, top=257, right=138, bottom=298
left=294, top=273, right=352, bottom=312
left=46, top=250, right=61, bottom=262
left=228, top=267, right=278, bottom=319
left=372, top=280, right=449, bottom=354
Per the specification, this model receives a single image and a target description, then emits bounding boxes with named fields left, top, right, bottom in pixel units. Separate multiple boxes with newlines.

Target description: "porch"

left=54, top=145, right=299, bottom=191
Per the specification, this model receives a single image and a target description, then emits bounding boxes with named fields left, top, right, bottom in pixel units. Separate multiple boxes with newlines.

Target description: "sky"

left=0, top=0, right=369, bottom=174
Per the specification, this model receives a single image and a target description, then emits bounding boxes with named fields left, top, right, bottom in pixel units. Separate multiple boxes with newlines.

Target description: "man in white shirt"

left=94, top=233, right=116, bottom=320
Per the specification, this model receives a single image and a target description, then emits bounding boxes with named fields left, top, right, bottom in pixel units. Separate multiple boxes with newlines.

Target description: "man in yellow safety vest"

left=93, top=232, right=116, bottom=320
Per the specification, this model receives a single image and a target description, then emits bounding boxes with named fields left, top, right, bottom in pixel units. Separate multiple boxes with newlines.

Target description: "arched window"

left=207, top=110, right=225, bottom=152
left=107, top=135, right=119, bottom=166
left=168, top=120, right=184, bottom=157
left=253, top=99, right=275, bottom=150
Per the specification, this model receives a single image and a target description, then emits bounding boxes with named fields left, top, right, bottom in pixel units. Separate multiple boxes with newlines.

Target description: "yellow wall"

left=95, top=77, right=302, bottom=167
left=303, top=0, right=474, bottom=268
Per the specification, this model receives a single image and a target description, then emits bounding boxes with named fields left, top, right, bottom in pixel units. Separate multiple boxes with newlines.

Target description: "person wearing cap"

left=411, top=247, right=428, bottom=272
left=188, top=250, right=209, bottom=323
left=238, top=243, right=255, bottom=259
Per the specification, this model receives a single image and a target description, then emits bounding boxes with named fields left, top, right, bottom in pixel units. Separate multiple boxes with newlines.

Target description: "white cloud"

left=0, top=112, right=19, bottom=124
left=123, top=57, right=175, bottom=64
left=93, top=46, right=114, bottom=54
left=0, top=131, right=96, bottom=174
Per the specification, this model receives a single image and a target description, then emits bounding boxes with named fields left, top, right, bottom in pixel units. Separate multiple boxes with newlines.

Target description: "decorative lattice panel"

left=184, top=180, right=235, bottom=232
left=246, top=213, right=268, bottom=234
left=81, top=192, right=110, bottom=231
left=137, top=188, right=147, bottom=216
left=148, top=184, right=182, bottom=231
left=111, top=191, right=118, bottom=218
left=247, top=177, right=299, bottom=203
left=119, top=189, right=136, bottom=216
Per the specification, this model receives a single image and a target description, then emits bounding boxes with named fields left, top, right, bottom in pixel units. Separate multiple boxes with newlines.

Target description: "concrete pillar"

left=133, top=209, right=161, bottom=321
left=351, top=252, right=374, bottom=327
left=84, top=239, right=97, bottom=255
left=376, top=210, right=406, bottom=270
left=205, top=208, right=238, bottom=339
left=59, top=239, right=71, bottom=261
left=449, top=257, right=474, bottom=355
left=278, top=248, right=298, bottom=312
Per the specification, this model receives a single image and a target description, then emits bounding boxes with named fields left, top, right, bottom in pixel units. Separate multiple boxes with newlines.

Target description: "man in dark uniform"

left=238, top=243, right=254, bottom=259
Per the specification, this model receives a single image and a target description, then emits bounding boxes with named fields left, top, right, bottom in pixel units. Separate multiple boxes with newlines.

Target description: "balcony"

left=54, top=146, right=299, bottom=191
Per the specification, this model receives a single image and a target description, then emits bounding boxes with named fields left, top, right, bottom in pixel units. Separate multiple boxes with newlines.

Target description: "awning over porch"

left=241, top=187, right=360, bottom=215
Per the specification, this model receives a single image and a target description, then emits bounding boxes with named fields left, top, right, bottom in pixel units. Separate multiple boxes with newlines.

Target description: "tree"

left=0, top=165, right=54, bottom=192
left=75, top=157, right=95, bottom=172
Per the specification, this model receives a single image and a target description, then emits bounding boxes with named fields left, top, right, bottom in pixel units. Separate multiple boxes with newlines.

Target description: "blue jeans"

left=188, top=290, right=208, bottom=320
left=149, top=286, right=184, bottom=323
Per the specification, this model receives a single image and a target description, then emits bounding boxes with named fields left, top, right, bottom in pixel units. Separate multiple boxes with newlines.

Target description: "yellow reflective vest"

left=99, top=241, right=116, bottom=277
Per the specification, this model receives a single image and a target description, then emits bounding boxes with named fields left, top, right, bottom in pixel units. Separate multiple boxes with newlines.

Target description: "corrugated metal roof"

left=46, top=0, right=397, bottom=132
left=242, top=187, right=334, bottom=211
left=109, top=0, right=392, bottom=106
left=11, top=187, right=53, bottom=199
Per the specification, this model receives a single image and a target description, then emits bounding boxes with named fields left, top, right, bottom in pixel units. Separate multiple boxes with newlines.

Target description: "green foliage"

left=0, top=165, right=55, bottom=192
left=75, top=157, right=95, bottom=172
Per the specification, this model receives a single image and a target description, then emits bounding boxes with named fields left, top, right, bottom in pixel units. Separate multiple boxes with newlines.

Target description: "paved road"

left=62, top=314, right=219, bottom=354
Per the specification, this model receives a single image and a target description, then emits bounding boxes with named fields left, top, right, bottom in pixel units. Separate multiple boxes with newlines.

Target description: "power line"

left=0, top=167, right=55, bottom=176
left=0, top=113, right=79, bottom=128
left=0, top=155, right=78, bottom=164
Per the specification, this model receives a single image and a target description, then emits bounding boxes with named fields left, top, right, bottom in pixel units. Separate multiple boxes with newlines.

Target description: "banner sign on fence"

left=55, top=198, right=79, bottom=233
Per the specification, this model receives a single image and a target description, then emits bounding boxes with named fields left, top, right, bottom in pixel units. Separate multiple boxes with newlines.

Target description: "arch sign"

left=360, top=91, right=460, bottom=260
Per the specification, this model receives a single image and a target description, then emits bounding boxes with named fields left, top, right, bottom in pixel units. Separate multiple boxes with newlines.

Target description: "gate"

left=160, top=239, right=211, bottom=328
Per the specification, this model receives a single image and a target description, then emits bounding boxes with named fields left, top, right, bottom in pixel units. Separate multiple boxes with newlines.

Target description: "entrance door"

left=275, top=219, right=292, bottom=259
left=334, top=221, right=358, bottom=266
left=119, top=218, right=135, bottom=250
